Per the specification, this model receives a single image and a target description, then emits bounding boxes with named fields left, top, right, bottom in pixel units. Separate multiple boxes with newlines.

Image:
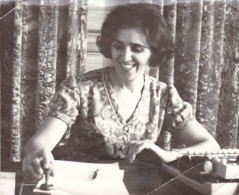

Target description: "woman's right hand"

left=22, top=148, right=54, bottom=179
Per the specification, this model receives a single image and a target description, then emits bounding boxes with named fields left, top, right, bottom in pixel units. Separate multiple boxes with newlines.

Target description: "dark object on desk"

left=170, top=155, right=239, bottom=184
left=92, top=169, right=99, bottom=180
left=40, top=183, right=54, bottom=191
left=40, top=168, right=54, bottom=191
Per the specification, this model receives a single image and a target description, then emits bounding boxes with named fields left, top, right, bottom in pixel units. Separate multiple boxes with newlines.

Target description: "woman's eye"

left=112, top=43, right=123, bottom=50
left=132, top=46, right=144, bottom=53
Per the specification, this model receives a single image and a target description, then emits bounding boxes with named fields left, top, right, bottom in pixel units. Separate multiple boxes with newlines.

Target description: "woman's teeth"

left=120, top=63, right=134, bottom=70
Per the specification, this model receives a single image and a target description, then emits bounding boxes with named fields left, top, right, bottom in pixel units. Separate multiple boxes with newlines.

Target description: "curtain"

left=1, top=0, right=239, bottom=163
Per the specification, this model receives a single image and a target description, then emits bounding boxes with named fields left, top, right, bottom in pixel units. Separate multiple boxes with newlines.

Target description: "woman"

left=22, top=3, right=220, bottom=178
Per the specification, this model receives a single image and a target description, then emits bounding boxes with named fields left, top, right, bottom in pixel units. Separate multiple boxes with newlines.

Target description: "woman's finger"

left=22, top=156, right=41, bottom=178
left=32, top=157, right=44, bottom=176
left=41, top=149, right=55, bottom=177
left=127, top=141, right=145, bottom=163
left=28, top=161, right=42, bottom=178
left=128, top=140, right=155, bottom=163
left=41, top=149, right=53, bottom=169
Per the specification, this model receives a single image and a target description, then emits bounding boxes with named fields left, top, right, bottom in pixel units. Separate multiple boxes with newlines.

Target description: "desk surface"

left=2, top=160, right=201, bottom=195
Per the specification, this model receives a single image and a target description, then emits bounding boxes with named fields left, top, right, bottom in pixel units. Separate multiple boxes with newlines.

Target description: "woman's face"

left=110, top=27, right=152, bottom=82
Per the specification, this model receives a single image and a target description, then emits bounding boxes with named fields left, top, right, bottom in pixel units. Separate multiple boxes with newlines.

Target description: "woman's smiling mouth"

left=120, top=62, right=135, bottom=70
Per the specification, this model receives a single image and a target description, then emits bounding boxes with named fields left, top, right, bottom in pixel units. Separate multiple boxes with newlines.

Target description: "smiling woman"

left=96, top=3, right=174, bottom=67
left=110, top=28, right=151, bottom=85
left=1, top=1, right=237, bottom=169
left=109, top=27, right=152, bottom=121
left=20, top=3, right=221, bottom=179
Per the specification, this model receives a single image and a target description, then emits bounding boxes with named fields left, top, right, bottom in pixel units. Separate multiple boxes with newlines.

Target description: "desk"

left=2, top=160, right=201, bottom=195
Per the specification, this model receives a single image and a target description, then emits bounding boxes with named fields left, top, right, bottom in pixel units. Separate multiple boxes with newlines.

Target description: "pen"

left=92, top=169, right=99, bottom=180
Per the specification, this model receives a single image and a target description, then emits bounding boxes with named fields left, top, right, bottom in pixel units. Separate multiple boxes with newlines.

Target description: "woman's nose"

left=121, top=48, right=132, bottom=61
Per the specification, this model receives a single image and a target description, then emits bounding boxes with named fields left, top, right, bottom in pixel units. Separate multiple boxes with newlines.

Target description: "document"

left=0, top=172, right=16, bottom=195
left=34, top=160, right=129, bottom=195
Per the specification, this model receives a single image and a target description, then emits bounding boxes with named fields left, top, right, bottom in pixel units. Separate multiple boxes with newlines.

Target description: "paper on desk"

left=34, top=160, right=129, bottom=195
left=0, top=172, right=16, bottom=195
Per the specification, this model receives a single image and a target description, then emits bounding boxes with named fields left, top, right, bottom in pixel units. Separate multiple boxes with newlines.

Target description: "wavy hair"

left=96, top=3, right=175, bottom=67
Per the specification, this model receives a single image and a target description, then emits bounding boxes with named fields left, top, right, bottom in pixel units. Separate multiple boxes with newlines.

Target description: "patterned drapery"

left=1, top=0, right=239, bottom=163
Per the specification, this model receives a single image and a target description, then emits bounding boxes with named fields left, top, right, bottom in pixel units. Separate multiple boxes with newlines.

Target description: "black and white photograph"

left=0, top=0, right=239, bottom=194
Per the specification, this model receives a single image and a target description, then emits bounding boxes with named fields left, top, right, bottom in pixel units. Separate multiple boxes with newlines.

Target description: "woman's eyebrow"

left=132, top=43, right=148, bottom=48
left=112, top=40, right=148, bottom=48
left=112, top=39, right=122, bottom=43
left=112, top=39, right=123, bottom=44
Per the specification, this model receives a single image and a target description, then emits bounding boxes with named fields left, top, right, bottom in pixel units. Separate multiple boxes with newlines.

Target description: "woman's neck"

left=109, top=67, right=144, bottom=94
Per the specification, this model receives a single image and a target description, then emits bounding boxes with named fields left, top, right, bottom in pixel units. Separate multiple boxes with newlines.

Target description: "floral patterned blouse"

left=48, top=67, right=195, bottom=162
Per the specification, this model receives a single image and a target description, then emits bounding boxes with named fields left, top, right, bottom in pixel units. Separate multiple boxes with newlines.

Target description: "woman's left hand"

left=121, top=140, right=181, bottom=163
left=121, top=140, right=154, bottom=163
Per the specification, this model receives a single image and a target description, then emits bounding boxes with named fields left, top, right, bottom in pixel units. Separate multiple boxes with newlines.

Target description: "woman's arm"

left=123, top=85, right=220, bottom=163
left=175, top=119, right=221, bottom=153
left=23, top=116, right=68, bottom=155
left=22, top=116, right=68, bottom=178
left=122, top=139, right=181, bottom=163
left=122, top=120, right=220, bottom=164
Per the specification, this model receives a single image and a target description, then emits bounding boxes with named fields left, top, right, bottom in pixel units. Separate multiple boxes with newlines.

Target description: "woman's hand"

left=121, top=140, right=154, bottom=163
left=22, top=148, right=54, bottom=179
left=122, top=140, right=181, bottom=163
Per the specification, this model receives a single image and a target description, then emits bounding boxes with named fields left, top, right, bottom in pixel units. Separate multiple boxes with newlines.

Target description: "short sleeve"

left=48, top=76, right=81, bottom=128
left=164, top=85, right=195, bottom=132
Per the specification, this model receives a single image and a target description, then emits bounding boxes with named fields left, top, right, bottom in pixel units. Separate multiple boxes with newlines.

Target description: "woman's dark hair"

left=96, top=3, right=175, bottom=67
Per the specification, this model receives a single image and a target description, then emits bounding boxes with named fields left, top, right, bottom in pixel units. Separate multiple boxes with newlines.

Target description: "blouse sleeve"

left=48, top=76, right=81, bottom=128
left=164, top=85, right=195, bottom=132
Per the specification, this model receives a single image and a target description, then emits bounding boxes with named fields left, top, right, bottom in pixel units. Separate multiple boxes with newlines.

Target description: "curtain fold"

left=10, top=0, right=24, bottom=162
left=161, top=0, right=176, bottom=86
left=1, top=0, right=239, bottom=162
left=196, top=0, right=226, bottom=136
left=36, top=0, right=58, bottom=128
left=216, top=0, right=239, bottom=148
left=1, top=1, right=15, bottom=163
left=174, top=1, right=202, bottom=112
left=66, top=0, right=87, bottom=77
